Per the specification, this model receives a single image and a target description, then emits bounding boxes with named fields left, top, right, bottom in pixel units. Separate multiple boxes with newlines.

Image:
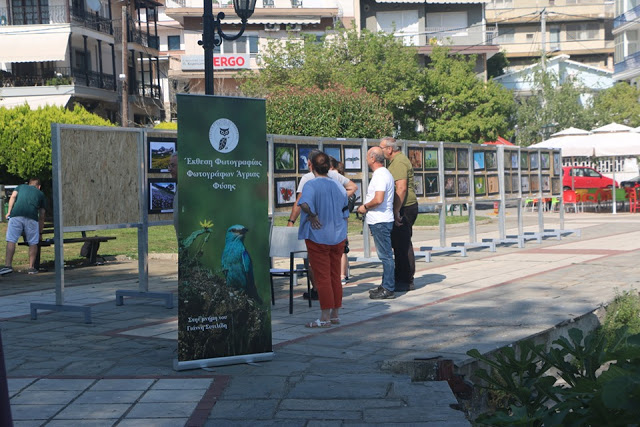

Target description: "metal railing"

left=71, top=7, right=113, bottom=35
left=425, top=25, right=497, bottom=46
left=0, top=67, right=115, bottom=91
left=614, top=50, right=640, bottom=75
left=0, top=5, right=110, bottom=32
left=614, top=5, right=640, bottom=28
left=134, top=82, right=161, bottom=99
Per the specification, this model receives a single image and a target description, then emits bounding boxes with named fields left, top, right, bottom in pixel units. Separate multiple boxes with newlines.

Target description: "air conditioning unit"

left=265, top=23, right=279, bottom=32
left=287, top=24, right=301, bottom=32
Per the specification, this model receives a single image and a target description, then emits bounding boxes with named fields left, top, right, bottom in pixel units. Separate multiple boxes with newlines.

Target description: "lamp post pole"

left=200, top=0, right=256, bottom=95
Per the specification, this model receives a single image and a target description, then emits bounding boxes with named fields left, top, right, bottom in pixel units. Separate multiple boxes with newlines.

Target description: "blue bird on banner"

left=221, top=225, right=260, bottom=303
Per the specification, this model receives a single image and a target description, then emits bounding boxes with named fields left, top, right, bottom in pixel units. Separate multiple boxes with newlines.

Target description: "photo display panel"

left=407, top=142, right=441, bottom=203
left=472, top=146, right=500, bottom=200
left=272, top=135, right=318, bottom=213
left=440, top=142, right=473, bottom=203
left=503, top=147, right=520, bottom=198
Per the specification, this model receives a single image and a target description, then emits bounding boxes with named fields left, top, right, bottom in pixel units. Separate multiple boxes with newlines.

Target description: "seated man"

left=0, top=178, right=46, bottom=275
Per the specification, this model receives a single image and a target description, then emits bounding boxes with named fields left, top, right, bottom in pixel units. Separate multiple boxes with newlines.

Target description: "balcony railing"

left=0, top=5, right=110, bottom=34
left=614, top=50, right=640, bottom=75
left=114, top=24, right=156, bottom=49
left=134, top=82, right=161, bottom=99
left=0, top=67, right=116, bottom=91
left=614, top=5, right=640, bottom=29
left=425, top=25, right=497, bottom=46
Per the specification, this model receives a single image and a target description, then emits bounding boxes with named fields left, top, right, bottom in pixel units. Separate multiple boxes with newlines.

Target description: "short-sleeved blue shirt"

left=298, top=176, right=348, bottom=245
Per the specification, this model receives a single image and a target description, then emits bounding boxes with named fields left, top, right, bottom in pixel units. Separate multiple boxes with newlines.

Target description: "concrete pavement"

left=1, top=209, right=639, bottom=426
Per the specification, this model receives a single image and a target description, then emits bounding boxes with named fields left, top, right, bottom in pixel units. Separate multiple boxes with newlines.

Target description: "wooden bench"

left=19, top=232, right=116, bottom=269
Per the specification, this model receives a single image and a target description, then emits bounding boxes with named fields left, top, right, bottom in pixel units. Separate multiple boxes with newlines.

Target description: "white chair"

left=269, top=226, right=311, bottom=314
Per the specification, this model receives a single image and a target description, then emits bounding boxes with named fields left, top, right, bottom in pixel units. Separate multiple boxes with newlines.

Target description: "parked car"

left=620, top=176, right=640, bottom=188
left=562, top=166, right=617, bottom=190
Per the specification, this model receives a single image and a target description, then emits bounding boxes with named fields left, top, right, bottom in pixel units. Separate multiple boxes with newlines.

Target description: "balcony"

left=614, top=5, right=640, bottom=29
left=0, top=67, right=116, bottom=91
left=114, top=24, right=156, bottom=49
left=614, top=50, right=640, bottom=77
left=0, top=5, right=111, bottom=35
left=134, top=82, right=162, bottom=99
left=425, top=25, right=496, bottom=47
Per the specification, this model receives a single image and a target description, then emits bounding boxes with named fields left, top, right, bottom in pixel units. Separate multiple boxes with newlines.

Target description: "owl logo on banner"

left=209, top=118, right=239, bottom=153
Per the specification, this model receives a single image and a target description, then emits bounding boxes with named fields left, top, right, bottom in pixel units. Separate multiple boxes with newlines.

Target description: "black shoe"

left=395, top=281, right=415, bottom=292
left=303, top=289, right=319, bottom=300
left=370, top=288, right=395, bottom=299
left=369, top=285, right=384, bottom=294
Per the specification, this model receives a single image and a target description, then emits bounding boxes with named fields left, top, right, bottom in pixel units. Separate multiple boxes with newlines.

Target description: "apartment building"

left=0, top=0, right=164, bottom=125
left=613, top=0, right=640, bottom=85
left=360, top=0, right=499, bottom=78
left=485, top=0, right=614, bottom=71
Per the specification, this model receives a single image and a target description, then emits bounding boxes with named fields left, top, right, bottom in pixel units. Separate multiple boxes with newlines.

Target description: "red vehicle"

left=562, top=166, right=617, bottom=190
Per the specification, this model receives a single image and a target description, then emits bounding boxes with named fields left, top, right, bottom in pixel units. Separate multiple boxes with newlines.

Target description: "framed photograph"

left=487, top=174, right=499, bottom=195
left=413, top=174, right=424, bottom=197
left=149, top=178, right=176, bottom=214
left=274, top=144, right=296, bottom=173
left=425, top=174, right=439, bottom=196
left=275, top=178, right=296, bottom=207
left=511, top=152, right=519, bottom=170
left=540, top=152, right=550, bottom=170
left=408, top=147, right=423, bottom=171
left=473, top=151, right=485, bottom=170
left=444, top=175, right=456, bottom=197
left=552, top=177, right=561, bottom=194
left=324, top=145, right=341, bottom=162
left=520, top=152, right=529, bottom=170
left=444, top=148, right=456, bottom=170
left=542, top=175, right=551, bottom=192
left=531, top=174, right=540, bottom=192
left=457, top=175, right=470, bottom=196
left=530, top=152, right=539, bottom=170
left=474, top=175, right=486, bottom=196
left=351, top=179, right=363, bottom=208
left=344, top=146, right=362, bottom=171
left=457, top=148, right=469, bottom=170
left=553, top=152, right=562, bottom=175
left=148, top=138, right=176, bottom=173
left=298, top=146, right=314, bottom=173
left=504, top=173, right=512, bottom=193
left=485, top=151, right=498, bottom=170
left=424, top=149, right=438, bottom=170
left=512, top=174, right=519, bottom=194
left=521, top=175, right=530, bottom=193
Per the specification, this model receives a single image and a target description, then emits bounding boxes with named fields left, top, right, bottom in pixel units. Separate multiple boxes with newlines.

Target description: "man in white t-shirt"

left=357, top=147, right=396, bottom=299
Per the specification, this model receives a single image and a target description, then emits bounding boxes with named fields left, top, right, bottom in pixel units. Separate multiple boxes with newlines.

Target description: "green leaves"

left=468, top=327, right=640, bottom=426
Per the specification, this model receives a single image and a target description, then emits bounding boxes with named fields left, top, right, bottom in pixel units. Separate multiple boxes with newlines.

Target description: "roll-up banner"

left=174, top=94, right=273, bottom=370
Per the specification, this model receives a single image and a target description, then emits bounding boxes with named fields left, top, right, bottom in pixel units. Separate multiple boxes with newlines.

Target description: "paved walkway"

left=1, top=209, right=639, bottom=426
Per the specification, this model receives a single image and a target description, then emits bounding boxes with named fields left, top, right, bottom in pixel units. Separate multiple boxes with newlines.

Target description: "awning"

left=224, top=17, right=321, bottom=25
left=0, top=25, right=70, bottom=63
left=0, top=95, right=71, bottom=110
left=374, top=0, right=488, bottom=3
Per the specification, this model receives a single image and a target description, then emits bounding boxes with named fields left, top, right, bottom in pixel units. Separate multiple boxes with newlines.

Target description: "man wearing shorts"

left=0, top=179, right=46, bottom=275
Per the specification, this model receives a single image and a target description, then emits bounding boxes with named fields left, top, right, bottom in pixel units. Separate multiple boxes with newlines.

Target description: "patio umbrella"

left=550, top=127, right=590, bottom=137
left=530, top=134, right=595, bottom=157
left=591, top=123, right=634, bottom=134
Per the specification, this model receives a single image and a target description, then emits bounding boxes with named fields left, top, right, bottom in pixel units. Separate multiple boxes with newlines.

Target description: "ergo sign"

left=181, top=54, right=250, bottom=71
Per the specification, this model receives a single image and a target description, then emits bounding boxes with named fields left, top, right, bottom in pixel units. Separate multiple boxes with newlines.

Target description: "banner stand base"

left=452, top=241, right=497, bottom=252
left=115, top=290, right=174, bottom=309
left=173, top=352, right=274, bottom=371
left=419, top=246, right=467, bottom=257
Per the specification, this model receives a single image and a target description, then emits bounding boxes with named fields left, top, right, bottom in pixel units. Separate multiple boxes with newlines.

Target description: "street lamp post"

left=199, top=0, right=256, bottom=95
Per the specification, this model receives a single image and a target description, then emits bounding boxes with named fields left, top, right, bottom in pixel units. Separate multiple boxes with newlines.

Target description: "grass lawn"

left=0, top=212, right=485, bottom=270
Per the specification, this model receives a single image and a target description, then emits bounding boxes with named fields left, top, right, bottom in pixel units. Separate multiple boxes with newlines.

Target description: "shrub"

left=154, top=121, right=177, bottom=130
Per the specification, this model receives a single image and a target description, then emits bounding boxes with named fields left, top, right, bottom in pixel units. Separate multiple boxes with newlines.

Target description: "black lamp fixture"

left=199, top=0, right=257, bottom=95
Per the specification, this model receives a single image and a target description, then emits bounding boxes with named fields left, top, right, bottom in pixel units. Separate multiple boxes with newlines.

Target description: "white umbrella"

left=588, top=131, right=640, bottom=156
left=530, top=135, right=595, bottom=157
left=550, top=127, right=591, bottom=137
left=591, top=123, right=634, bottom=133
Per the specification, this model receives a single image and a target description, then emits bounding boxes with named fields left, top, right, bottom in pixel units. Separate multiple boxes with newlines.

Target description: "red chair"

left=563, top=190, right=581, bottom=213
left=628, top=188, right=640, bottom=213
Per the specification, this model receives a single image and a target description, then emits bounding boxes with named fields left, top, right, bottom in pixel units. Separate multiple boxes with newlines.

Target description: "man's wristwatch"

left=364, top=205, right=369, bottom=211
left=287, top=219, right=295, bottom=224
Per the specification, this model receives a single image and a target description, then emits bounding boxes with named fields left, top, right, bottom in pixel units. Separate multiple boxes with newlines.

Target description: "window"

left=249, top=36, right=259, bottom=57
left=496, top=27, right=515, bottom=43
left=549, top=26, right=560, bottom=50
left=167, top=35, right=181, bottom=51
left=526, top=33, right=534, bottom=40
left=74, top=50, right=91, bottom=70
left=12, top=0, right=49, bottom=25
left=491, top=0, right=513, bottom=8
left=377, top=10, right=419, bottom=46
left=217, top=35, right=259, bottom=56
left=427, top=11, right=468, bottom=39
left=566, top=23, right=599, bottom=41
left=628, top=30, right=639, bottom=57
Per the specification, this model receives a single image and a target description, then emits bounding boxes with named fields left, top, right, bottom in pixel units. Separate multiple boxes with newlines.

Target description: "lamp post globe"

left=200, top=0, right=257, bottom=95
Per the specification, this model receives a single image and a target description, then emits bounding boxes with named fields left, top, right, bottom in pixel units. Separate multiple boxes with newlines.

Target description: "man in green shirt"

left=379, top=137, right=418, bottom=291
left=0, top=179, right=46, bottom=275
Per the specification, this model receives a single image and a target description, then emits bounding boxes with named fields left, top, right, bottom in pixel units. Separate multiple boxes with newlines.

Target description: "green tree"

left=487, top=51, right=510, bottom=79
left=419, top=46, right=516, bottom=143
left=240, top=27, right=423, bottom=137
left=0, top=104, right=113, bottom=182
left=266, top=84, right=393, bottom=138
left=590, top=82, right=640, bottom=128
left=514, top=65, right=592, bottom=146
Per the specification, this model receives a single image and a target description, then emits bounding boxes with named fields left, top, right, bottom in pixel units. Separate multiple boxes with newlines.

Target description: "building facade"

left=613, top=0, right=640, bottom=85
left=0, top=0, right=164, bottom=125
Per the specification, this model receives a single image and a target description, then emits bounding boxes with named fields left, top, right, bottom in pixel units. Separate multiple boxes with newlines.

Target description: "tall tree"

left=590, top=82, right=640, bottom=128
left=419, top=46, right=515, bottom=143
left=514, top=66, right=591, bottom=146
